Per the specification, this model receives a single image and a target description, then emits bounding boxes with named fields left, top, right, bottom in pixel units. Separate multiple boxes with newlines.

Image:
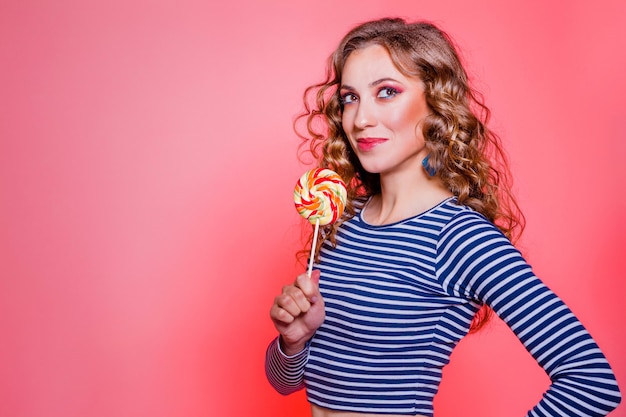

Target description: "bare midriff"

left=311, top=404, right=428, bottom=417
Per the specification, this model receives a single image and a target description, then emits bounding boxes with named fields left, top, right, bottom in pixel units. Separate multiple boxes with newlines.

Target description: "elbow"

left=270, top=380, right=306, bottom=396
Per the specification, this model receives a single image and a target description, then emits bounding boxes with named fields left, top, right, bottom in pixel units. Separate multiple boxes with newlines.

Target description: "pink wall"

left=1, top=0, right=624, bottom=416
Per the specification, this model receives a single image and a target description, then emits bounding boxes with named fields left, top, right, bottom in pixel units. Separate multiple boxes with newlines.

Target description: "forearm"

left=484, top=266, right=621, bottom=415
left=265, top=336, right=309, bottom=395
left=517, top=294, right=622, bottom=416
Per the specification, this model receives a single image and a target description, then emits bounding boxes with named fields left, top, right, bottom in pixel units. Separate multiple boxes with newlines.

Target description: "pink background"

left=1, top=0, right=624, bottom=416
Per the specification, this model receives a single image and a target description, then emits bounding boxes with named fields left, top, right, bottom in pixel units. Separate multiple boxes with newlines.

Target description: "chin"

left=358, top=162, right=385, bottom=175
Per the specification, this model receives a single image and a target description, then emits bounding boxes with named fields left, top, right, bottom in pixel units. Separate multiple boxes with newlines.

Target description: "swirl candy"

left=294, top=168, right=347, bottom=276
left=294, top=168, right=347, bottom=226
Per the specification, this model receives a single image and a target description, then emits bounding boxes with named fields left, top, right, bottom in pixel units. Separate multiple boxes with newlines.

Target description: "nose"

left=354, top=100, right=376, bottom=129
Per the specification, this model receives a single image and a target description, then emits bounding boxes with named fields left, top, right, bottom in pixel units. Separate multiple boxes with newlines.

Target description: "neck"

left=366, top=170, right=452, bottom=226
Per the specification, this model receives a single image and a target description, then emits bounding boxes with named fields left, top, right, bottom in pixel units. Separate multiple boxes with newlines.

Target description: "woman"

left=265, top=17, right=621, bottom=416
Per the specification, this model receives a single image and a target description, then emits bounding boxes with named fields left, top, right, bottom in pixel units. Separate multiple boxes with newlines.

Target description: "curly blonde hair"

left=295, top=17, right=525, bottom=330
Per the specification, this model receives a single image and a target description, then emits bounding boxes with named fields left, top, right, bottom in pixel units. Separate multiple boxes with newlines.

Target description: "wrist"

left=278, top=336, right=308, bottom=356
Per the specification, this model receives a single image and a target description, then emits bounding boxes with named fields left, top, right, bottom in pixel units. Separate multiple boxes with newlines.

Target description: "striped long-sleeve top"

left=265, top=197, right=621, bottom=416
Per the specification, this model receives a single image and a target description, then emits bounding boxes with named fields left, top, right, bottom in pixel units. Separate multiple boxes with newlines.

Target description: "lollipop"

left=294, top=168, right=347, bottom=276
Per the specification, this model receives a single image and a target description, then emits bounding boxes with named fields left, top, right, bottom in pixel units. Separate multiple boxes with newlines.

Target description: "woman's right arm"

left=265, top=270, right=325, bottom=394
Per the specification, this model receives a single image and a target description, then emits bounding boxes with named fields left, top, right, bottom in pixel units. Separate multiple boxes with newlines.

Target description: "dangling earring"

left=422, top=155, right=436, bottom=177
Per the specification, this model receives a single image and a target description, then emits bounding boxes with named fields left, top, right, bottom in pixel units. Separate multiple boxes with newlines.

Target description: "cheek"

left=385, top=106, right=416, bottom=132
left=340, top=113, right=358, bottom=152
left=388, top=99, right=427, bottom=135
left=341, top=111, right=352, bottom=134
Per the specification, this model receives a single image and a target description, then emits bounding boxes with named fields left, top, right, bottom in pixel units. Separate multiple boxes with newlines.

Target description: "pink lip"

left=356, top=137, right=388, bottom=152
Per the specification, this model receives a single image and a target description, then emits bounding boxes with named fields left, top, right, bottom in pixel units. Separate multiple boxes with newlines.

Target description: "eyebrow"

left=340, top=77, right=399, bottom=91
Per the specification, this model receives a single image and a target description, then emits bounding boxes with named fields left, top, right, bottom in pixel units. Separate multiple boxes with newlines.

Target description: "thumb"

left=308, top=269, right=322, bottom=304
left=309, top=269, right=321, bottom=285
left=296, top=269, right=322, bottom=301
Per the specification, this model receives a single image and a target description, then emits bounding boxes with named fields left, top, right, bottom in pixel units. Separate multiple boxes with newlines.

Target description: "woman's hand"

left=270, top=270, right=325, bottom=356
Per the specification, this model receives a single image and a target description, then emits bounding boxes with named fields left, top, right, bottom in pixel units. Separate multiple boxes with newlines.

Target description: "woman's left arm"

left=437, top=212, right=622, bottom=416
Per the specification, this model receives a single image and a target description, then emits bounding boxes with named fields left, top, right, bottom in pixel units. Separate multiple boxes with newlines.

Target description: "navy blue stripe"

left=266, top=199, right=621, bottom=416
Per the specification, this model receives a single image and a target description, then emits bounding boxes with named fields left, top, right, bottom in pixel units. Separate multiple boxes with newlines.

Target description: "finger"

left=269, top=302, right=296, bottom=325
left=282, top=284, right=314, bottom=314
left=275, top=288, right=311, bottom=317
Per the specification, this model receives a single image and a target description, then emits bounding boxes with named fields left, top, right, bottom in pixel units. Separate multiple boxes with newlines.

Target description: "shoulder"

left=434, top=202, right=525, bottom=299
left=343, top=196, right=368, bottom=219
left=439, top=202, right=504, bottom=241
left=436, top=202, right=517, bottom=262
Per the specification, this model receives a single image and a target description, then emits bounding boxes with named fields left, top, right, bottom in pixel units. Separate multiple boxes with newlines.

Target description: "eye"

left=377, top=87, right=399, bottom=99
left=340, top=92, right=358, bottom=105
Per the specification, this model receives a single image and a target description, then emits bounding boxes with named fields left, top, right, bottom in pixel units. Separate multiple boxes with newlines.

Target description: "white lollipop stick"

left=307, top=218, right=320, bottom=278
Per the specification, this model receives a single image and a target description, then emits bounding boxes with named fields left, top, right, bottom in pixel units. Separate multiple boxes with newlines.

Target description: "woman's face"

left=340, top=44, right=429, bottom=178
